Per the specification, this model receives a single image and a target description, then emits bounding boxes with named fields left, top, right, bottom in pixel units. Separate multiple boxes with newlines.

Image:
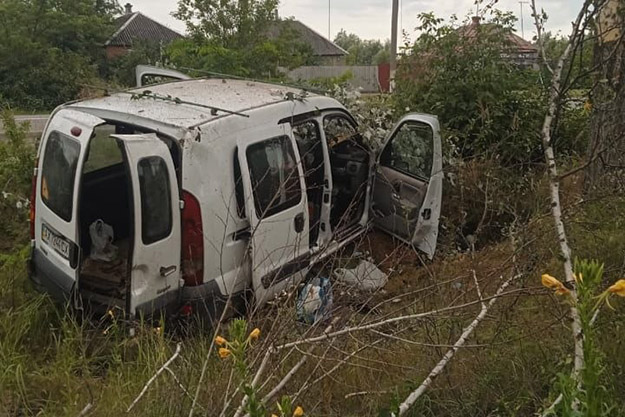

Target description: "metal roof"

left=106, top=12, right=183, bottom=47
left=71, top=78, right=324, bottom=129
left=268, top=20, right=348, bottom=57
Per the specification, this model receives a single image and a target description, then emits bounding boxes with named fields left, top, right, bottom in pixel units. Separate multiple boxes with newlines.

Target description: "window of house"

left=380, top=122, right=434, bottom=179
left=41, top=131, right=81, bottom=222
left=246, top=136, right=302, bottom=218
left=138, top=157, right=172, bottom=244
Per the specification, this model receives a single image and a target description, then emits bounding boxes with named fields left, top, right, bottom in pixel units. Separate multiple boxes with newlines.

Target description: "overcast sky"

left=126, top=0, right=582, bottom=42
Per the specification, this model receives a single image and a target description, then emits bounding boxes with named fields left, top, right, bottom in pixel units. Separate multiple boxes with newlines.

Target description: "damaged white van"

left=28, top=71, right=442, bottom=320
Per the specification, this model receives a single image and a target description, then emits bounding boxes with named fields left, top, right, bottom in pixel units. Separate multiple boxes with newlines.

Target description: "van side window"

left=246, top=136, right=302, bottom=218
left=380, top=122, right=434, bottom=179
left=323, top=114, right=358, bottom=148
left=233, top=149, right=246, bottom=218
left=41, top=131, right=81, bottom=222
left=138, top=157, right=172, bottom=244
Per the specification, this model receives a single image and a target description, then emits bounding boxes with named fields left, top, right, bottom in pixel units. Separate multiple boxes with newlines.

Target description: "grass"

left=1, top=160, right=624, bottom=416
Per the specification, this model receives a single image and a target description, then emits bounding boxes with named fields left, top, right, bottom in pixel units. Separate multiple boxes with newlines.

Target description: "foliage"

left=334, top=30, right=390, bottom=65
left=0, top=0, right=119, bottom=110
left=392, top=11, right=549, bottom=166
left=102, top=41, right=166, bottom=87
left=0, top=109, right=35, bottom=249
left=541, top=260, right=622, bottom=416
left=172, top=1, right=314, bottom=78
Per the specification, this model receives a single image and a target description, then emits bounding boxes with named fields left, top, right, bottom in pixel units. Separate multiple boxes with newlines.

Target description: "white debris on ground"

left=333, top=259, right=388, bottom=292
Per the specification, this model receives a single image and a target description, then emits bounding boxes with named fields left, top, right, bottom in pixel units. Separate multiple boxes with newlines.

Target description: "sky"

left=126, top=0, right=583, bottom=42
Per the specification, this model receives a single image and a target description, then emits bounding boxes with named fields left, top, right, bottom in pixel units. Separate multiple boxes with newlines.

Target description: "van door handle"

left=160, top=265, right=177, bottom=277
left=294, top=213, right=305, bottom=233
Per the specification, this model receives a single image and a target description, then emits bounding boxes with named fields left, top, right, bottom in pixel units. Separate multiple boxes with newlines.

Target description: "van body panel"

left=33, top=109, right=105, bottom=302
left=373, top=113, right=443, bottom=259
left=113, top=133, right=182, bottom=316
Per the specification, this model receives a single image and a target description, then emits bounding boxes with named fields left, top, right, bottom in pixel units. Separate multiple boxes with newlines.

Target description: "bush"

left=0, top=109, right=35, bottom=249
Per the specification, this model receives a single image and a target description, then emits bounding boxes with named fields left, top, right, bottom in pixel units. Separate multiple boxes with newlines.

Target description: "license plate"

left=42, top=223, right=71, bottom=260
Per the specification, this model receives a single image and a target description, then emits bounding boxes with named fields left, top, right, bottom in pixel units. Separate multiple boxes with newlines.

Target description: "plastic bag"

left=296, top=276, right=333, bottom=324
left=89, top=219, right=118, bottom=262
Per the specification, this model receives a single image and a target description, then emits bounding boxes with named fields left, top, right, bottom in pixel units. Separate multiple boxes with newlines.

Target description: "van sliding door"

left=236, top=125, right=310, bottom=305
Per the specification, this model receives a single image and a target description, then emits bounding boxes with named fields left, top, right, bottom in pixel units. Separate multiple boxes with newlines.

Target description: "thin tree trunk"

left=586, top=0, right=625, bottom=193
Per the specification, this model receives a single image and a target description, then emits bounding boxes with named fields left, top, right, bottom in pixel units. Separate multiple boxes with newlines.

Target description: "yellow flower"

left=215, top=335, right=227, bottom=346
left=271, top=415, right=278, bottom=417
left=249, top=328, right=261, bottom=341
left=574, top=272, right=583, bottom=283
left=218, top=348, right=231, bottom=359
left=293, top=406, right=304, bottom=417
left=607, top=279, right=625, bottom=297
left=541, top=274, right=569, bottom=296
left=107, top=309, right=115, bottom=319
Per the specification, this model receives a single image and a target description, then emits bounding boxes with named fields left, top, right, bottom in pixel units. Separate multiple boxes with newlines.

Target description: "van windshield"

left=41, top=131, right=81, bottom=222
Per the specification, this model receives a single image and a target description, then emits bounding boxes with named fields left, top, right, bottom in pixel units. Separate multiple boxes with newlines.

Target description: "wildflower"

left=293, top=406, right=304, bottom=417
left=271, top=415, right=278, bottom=417
left=607, top=279, right=625, bottom=297
left=215, top=335, right=227, bottom=346
left=249, top=328, right=261, bottom=341
left=574, top=272, right=583, bottom=283
left=153, top=327, right=162, bottom=335
left=541, top=274, right=570, bottom=295
left=218, top=347, right=232, bottom=359
left=107, top=309, right=115, bottom=319
left=16, top=201, right=23, bottom=209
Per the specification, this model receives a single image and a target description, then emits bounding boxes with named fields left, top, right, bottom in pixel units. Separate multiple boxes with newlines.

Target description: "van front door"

left=237, top=125, right=310, bottom=305
left=32, top=109, right=104, bottom=302
left=372, top=114, right=443, bottom=259
left=113, top=134, right=181, bottom=317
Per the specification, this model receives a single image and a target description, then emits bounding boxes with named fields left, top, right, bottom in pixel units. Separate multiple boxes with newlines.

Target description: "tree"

left=586, top=0, right=625, bottom=192
left=0, top=0, right=120, bottom=110
left=172, top=0, right=313, bottom=77
left=333, top=30, right=390, bottom=65
left=392, top=11, right=548, bottom=166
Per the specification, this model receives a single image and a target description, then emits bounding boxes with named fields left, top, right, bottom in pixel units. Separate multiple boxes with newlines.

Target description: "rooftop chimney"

left=124, top=3, right=133, bottom=14
left=471, top=16, right=481, bottom=25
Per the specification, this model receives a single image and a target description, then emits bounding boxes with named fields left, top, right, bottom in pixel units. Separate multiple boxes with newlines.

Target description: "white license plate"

left=42, top=224, right=71, bottom=260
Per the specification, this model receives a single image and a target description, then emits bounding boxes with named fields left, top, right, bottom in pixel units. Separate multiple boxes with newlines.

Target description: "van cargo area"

left=78, top=126, right=132, bottom=305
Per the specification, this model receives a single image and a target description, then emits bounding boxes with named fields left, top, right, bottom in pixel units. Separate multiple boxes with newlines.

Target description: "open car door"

left=372, top=114, right=443, bottom=259
left=112, top=134, right=182, bottom=317
left=236, top=125, right=310, bottom=305
left=32, top=109, right=105, bottom=302
left=135, top=65, right=191, bottom=87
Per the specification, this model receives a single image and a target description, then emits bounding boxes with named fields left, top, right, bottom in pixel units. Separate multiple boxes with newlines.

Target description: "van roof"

left=70, top=78, right=321, bottom=129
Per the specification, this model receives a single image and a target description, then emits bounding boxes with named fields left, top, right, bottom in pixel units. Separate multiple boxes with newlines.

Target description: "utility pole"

left=328, top=0, right=331, bottom=40
left=519, top=1, right=528, bottom=39
left=390, top=0, right=399, bottom=91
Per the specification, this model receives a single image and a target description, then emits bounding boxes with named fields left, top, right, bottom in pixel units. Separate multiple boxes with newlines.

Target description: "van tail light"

left=181, top=190, right=204, bottom=286
left=29, top=160, right=38, bottom=240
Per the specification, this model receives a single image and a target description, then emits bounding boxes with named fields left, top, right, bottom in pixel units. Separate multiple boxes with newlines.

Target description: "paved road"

left=0, top=114, right=48, bottom=141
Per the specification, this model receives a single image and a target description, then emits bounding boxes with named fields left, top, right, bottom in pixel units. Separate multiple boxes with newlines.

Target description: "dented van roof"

left=69, top=78, right=324, bottom=129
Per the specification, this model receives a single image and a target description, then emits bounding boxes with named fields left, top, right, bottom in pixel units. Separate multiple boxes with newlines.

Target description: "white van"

left=28, top=70, right=442, bottom=319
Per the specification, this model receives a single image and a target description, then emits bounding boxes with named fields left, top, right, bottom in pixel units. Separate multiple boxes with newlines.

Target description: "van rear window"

left=41, top=131, right=81, bottom=222
left=138, top=157, right=172, bottom=244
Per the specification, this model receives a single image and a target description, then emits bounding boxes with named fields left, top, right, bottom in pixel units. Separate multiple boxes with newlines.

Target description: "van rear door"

left=32, top=109, right=104, bottom=301
left=372, top=114, right=443, bottom=259
left=236, top=125, right=310, bottom=305
left=112, top=134, right=182, bottom=317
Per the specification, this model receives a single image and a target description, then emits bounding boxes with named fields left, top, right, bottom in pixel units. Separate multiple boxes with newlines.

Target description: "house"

left=457, top=16, right=539, bottom=69
left=268, top=19, right=348, bottom=66
left=105, top=3, right=184, bottom=59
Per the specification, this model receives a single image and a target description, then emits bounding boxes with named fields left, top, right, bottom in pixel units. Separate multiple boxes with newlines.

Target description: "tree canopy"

left=171, top=0, right=314, bottom=77
left=0, top=0, right=120, bottom=110
left=333, top=30, right=389, bottom=65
